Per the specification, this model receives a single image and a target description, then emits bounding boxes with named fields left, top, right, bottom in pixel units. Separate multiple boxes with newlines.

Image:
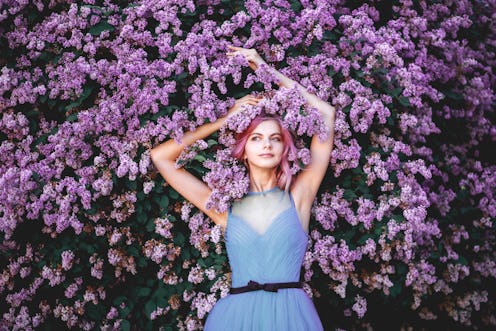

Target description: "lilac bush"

left=1, top=0, right=495, bottom=329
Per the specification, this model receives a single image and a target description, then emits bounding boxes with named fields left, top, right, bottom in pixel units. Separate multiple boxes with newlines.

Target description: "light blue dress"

left=204, top=187, right=324, bottom=330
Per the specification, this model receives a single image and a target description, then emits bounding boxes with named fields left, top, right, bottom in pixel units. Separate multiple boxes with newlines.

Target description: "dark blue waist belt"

left=230, top=280, right=302, bottom=294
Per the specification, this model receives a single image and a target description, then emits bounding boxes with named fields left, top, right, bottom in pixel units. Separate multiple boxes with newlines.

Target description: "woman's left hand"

left=226, top=45, right=267, bottom=71
left=226, top=94, right=263, bottom=118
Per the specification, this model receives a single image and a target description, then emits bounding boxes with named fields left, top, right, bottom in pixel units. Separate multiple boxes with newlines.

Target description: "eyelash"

left=251, top=136, right=281, bottom=142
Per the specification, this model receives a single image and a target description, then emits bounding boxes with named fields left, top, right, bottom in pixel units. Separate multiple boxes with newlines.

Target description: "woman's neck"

left=248, top=168, right=277, bottom=192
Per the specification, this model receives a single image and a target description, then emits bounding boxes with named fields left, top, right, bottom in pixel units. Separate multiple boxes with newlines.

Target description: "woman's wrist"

left=264, top=64, right=332, bottom=112
left=263, top=64, right=295, bottom=89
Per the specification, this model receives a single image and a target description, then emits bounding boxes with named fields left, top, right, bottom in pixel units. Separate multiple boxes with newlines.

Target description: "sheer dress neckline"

left=247, top=186, right=279, bottom=196
left=227, top=188, right=308, bottom=236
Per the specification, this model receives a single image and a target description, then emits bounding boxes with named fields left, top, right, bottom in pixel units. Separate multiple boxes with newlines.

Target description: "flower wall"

left=1, top=0, right=495, bottom=330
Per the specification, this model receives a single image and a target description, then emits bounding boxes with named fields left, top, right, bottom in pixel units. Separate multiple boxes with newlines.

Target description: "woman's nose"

left=263, top=139, right=272, bottom=149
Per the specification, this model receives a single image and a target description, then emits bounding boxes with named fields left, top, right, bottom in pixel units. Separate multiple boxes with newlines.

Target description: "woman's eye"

left=271, top=137, right=281, bottom=142
left=251, top=136, right=260, bottom=141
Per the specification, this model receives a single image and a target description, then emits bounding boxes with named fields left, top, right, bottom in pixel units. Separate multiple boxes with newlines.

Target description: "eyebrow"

left=249, top=132, right=282, bottom=137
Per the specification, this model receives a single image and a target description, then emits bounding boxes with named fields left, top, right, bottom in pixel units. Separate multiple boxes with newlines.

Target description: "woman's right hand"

left=226, top=45, right=267, bottom=71
left=227, top=94, right=262, bottom=117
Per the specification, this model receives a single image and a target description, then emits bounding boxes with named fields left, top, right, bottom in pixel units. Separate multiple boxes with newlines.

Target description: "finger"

left=226, top=51, right=242, bottom=57
left=246, top=98, right=260, bottom=104
left=241, top=98, right=257, bottom=103
left=243, top=94, right=259, bottom=99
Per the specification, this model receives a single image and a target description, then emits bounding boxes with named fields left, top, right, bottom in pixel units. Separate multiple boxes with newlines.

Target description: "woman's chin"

left=248, top=160, right=281, bottom=170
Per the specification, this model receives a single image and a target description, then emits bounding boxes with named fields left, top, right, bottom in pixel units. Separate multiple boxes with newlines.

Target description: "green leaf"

left=136, top=191, right=146, bottom=201
left=322, top=30, right=338, bottom=42
left=154, top=182, right=163, bottom=193
left=137, top=256, right=148, bottom=268
left=64, top=84, right=95, bottom=112
left=79, top=242, right=95, bottom=254
left=190, top=164, right=207, bottom=173
left=327, top=68, right=336, bottom=77
left=289, top=0, right=303, bottom=12
left=113, top=295, right=127, bottom=306
left=456, top=255, right=468, bottom=265
left=120, top=306, right=131, bottom=318
left=389, top=282, right=402, bottom=298
left=157, top=297, right=168, bottom=307
left=395, top=263, right=407, bottom=275
left=159, top=195, right=169, bottom=209
left=144, top=301, right=156, bottom=317
left=460, top=206, right=478, bottom=215
left=181, top=247, right=190, bottom=259
left=372, top=67, right=388, bottom=75
left=353, top=69, right=365, bottom=78
left=194, top=154, right=206, bottom=162
left=398, top=96, right=410, bottom=107
left=357, top=234, right=372, bottom=245
left=66, top=113, right=78, bottom=122
left=374, top=224, right=385, bottom=236
left=85, top=206, right=97, bottom=215
left=391, top=214, right=405, bottom=223
left=175, top=72, right=188, bottom=82
left=153, top=285, right=168, bottom=300
left=39, top=94, right=48, bottom=103
left=146, top=218, right=156, bottom=232
left=120, top=320, right=131, bottom=331
left=89, top=20, right=115, bottom=36
left=127, top=246, right=139, bottom=257
left=443, top=89, right=464, bottom=101
left=136, top=210, right=147, bottom=224
left=126, top=180, right=137, bottom=190
left=175, top=232, right=185, bottom=246
left=386, top=115, right=395, bottom=126
left=343, top=189, right=357, bottom=201
left=389, top=87, right=403, bottom=97
left=169, top=189, right=179, bottom=199
left=138, top=287, right=152, bottom=297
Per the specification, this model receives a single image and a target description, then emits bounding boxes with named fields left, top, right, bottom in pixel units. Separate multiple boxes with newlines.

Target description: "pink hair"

left=231, top=115, right=297, bottom=192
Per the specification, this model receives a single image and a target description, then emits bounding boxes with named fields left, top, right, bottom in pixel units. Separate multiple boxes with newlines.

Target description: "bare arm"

left=150, top=95, right=262, bottom=227
left=275, top=69, right=335, bottom=231
left=227, top=46, right=336, bottom=230
left=271, top=66, right=336, bottom=210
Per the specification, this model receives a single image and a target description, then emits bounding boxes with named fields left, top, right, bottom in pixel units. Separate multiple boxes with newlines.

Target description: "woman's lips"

left=259, top=153, right=274, bottom=158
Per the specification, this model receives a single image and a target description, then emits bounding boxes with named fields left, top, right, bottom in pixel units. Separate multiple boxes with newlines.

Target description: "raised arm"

left=270, top=63, right=336, bottom=207
left=150, top=95, right=262, bottom=227
left=227, top=46, right=336, bottom=230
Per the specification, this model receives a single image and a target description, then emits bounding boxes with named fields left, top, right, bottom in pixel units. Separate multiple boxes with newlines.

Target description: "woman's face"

left=244, top=120, right=284, bottom=170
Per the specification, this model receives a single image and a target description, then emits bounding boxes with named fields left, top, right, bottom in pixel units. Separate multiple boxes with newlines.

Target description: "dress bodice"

left=225, top=187, right=309, bottom=288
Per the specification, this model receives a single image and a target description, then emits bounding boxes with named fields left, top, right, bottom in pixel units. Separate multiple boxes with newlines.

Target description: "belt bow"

left=247, top=280, right=279, bottom=292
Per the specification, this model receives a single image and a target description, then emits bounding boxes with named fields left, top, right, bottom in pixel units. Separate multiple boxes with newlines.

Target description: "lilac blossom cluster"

left=203, top=149, right=250, bottom=212
left=0, top=0, right=495, bottom=329
left=206, top=85, right=327, bottom=211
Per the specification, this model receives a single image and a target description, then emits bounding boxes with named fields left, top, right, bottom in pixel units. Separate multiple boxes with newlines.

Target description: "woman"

left=150, top=45, right=335, bottom=330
